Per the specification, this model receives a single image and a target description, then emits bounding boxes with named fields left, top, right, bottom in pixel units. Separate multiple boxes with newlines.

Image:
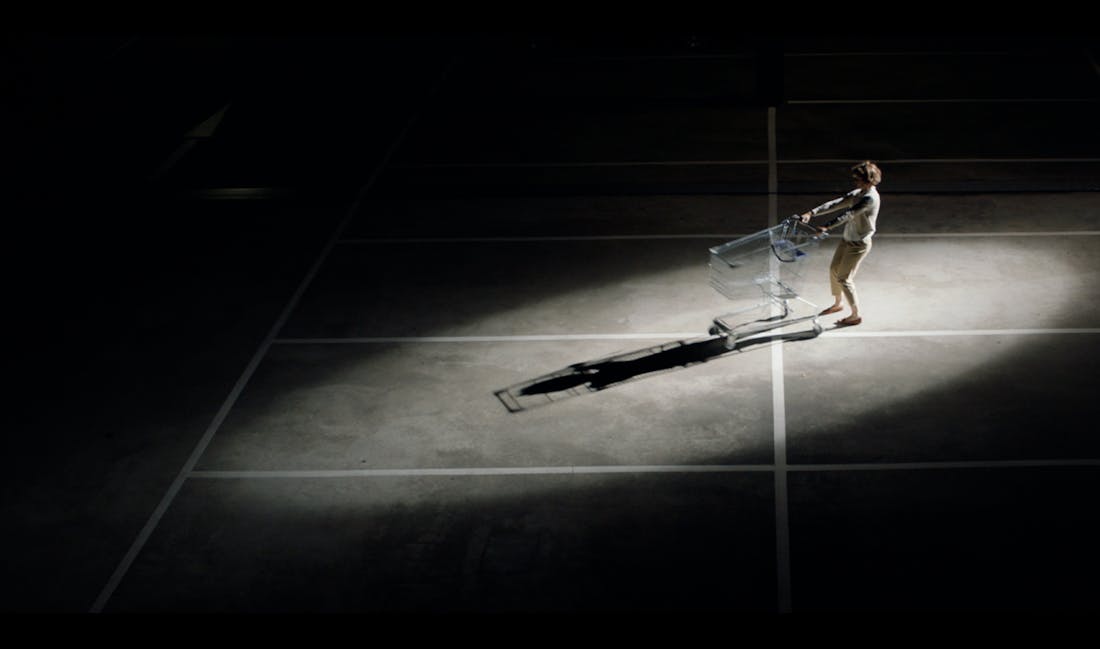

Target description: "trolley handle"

left=771, top=217, right=828, bottom=263
left=785, top=215, right=830, bottom=241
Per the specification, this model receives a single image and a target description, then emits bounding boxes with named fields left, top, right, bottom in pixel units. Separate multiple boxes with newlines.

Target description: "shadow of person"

left=495, top=321, right=820, bottom=413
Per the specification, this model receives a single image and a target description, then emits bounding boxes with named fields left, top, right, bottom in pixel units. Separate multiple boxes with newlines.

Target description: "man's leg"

left=822, top=242, right=847, bottom=314
left=834, top=241, right=871, bottom=321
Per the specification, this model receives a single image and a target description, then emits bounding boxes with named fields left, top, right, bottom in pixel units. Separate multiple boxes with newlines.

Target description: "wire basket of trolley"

left=706, top=216, right=830, bottom=348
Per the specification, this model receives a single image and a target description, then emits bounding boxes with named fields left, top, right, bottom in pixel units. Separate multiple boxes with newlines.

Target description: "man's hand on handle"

left=795, top=212, right=828, bottom=234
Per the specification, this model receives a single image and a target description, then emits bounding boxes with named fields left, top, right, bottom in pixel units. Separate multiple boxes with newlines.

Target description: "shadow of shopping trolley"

left=493, top=218, right=830, bottom=413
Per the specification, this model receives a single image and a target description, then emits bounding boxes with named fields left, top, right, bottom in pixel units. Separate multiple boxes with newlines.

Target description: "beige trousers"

left=829, top=239, right=872, bottom=310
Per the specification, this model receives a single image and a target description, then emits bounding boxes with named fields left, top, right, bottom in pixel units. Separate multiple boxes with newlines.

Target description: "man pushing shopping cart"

left=707, top=160, right=882, bottom=345
left=795, top=160, right=883, bottom=328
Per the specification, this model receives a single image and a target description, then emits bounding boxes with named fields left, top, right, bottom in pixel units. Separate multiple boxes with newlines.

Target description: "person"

left=797, top=161, right=882, bottom=327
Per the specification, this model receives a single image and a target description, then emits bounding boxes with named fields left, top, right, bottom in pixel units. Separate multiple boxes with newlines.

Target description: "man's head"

left=850, top=161, right=882, bottom=189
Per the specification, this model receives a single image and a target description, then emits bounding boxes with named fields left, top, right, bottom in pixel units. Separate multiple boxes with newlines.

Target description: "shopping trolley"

left=707, top=217, right=829, bottom=348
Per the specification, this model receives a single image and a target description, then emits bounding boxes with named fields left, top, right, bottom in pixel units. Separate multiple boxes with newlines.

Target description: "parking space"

left=279, top=238, right=737, bottom=338
left=196, top=340, right=776, bottom=471
left=346, top=195, right=772, bottom=239
left=788, top=466, right=1100, bottom=611
left=785, top=334, right=1100, bottom=463
left=784, top=50, right=1100, bottom=102
left=106, top=471, right=779, bottom=612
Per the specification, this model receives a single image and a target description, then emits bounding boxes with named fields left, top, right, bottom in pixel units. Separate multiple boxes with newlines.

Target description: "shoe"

left=820, top=305, right=842, bottom=315
left=836, top=316, right=862, bottom=327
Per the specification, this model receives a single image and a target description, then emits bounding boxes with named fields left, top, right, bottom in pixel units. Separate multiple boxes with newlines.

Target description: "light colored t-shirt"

left=809, top=186, right=880, bottom=243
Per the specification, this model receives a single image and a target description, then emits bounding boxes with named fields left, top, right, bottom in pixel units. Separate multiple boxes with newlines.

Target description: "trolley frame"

left=707, top=217, right=829, bottom=348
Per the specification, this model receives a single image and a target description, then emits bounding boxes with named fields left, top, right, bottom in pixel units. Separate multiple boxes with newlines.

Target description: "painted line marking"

left=149, top=139, right=197, bottom=180
left=778, top=158, right=1100, bottom=163
left=392, top=160, right=767, bottom=168
left=542, top=54, right=756, bottom=62
left=790, top=459, right=1100, bottom=471
left=274, top=334, right=710, bottom=344
left=150, top=103, right=231, bottom=180
left=788, top=98, right=1099, bottom=104
left=531, top=50, right=1049, bottom=61
left=767, top=105, right=792, bottom=613
left=186, top=104, right=231, bottom=139
left=340, top=235, right=750, bottom=244
left=273, top=328, right=1100, bottom=345
left=822, top=328, right=1100, bottom=338
left=337, top=232, right=1100, bottom=245
left=188, top=459, right=1100, bottom=480
left=392, top=157, right=1100, bottom=168
left=786, top=51, right=1015, bottom=57
left=190, top=465, right=775, bottom=479
left=876, top=232, right=1100, bottom=238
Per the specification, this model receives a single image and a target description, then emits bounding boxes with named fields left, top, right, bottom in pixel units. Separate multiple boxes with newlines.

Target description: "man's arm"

left=799, top=190, right=859, bottom=222
left=821, top=195, right=874, bottom=231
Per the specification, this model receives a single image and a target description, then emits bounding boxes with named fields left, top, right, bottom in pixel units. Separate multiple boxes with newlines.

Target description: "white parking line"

left=340, top=235, right=747, bottom=244
left=790, top=459, right=1100, bottom=471
left=878, top=232, right=1100, bottom=238
left=534, top=51, right=1026, bottom=60
left=337, top=231, right=1100, bottom=245
left=390, top=157, right=1100, bottom=168
left=273, top=328, right=1100, bottom=346
left=275, top=334, right=708, bottom=344
left=786, top=51, right=1014, bottom=57
left=789, top=98, right=1099, bottom=104
left=149, top=103, right=231, bottom=180
left=544, top=54, right=755, bottom=62
left=772, top=333, right=792, bottom=613
left=149, top=139, right=197, bottom=180
left=392, top=160, right=766, bottom=168
left=187, top=458, right=1100, bottom=480
left=823, top=328, right=1100, bottom=338
left=190, top=465, right=775, bottom=479
left=767, top=105, right=793, bottom=613
left=781, top=158, right=1100, bottom=164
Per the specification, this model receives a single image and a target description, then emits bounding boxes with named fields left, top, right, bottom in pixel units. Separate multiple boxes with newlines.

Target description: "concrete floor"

left=5, top=33, right=1100, bottom=616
